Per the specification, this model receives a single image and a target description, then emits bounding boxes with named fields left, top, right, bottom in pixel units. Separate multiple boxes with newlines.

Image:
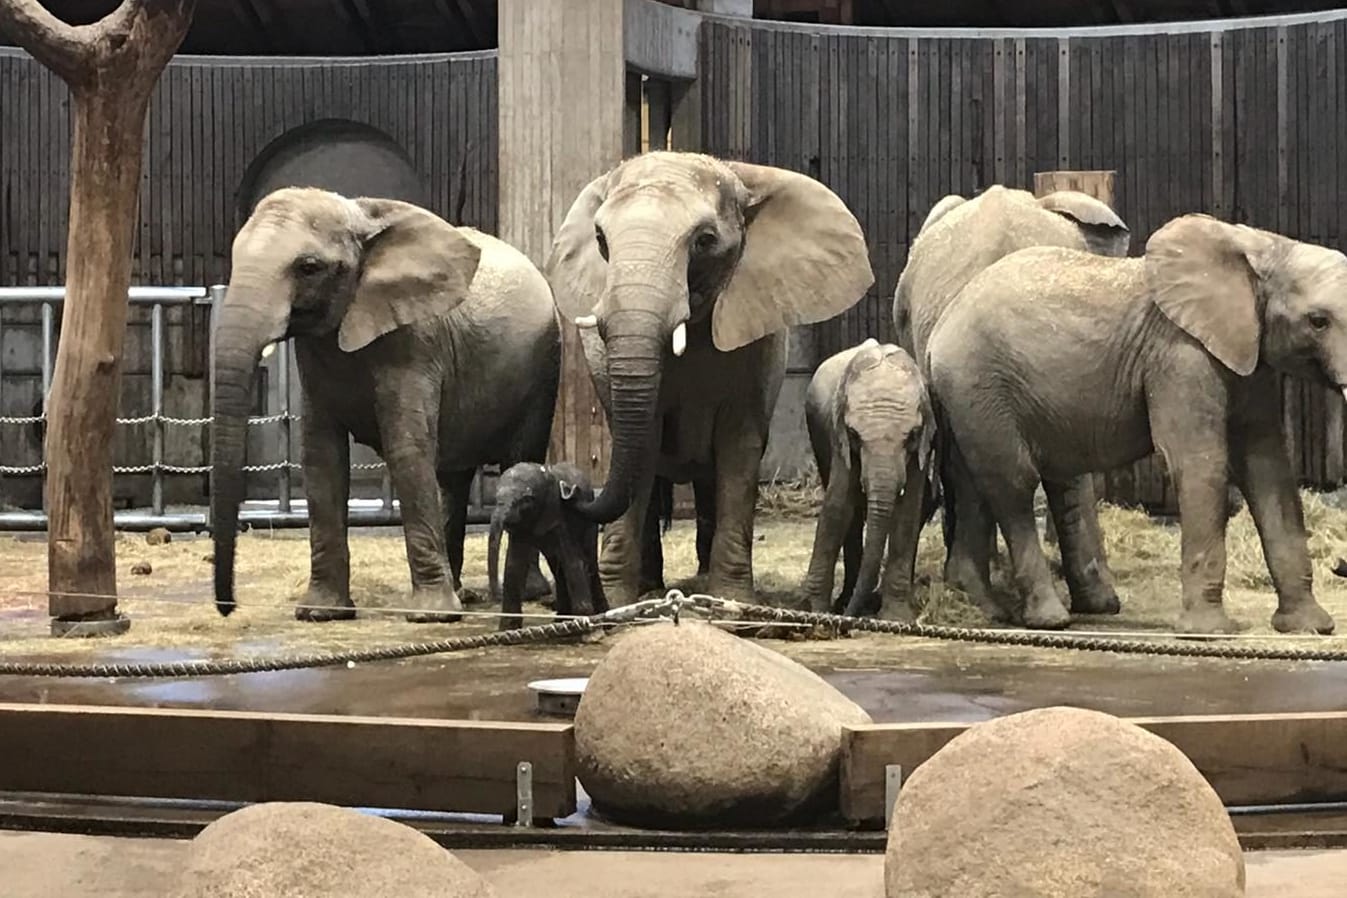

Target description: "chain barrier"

left=6, top=590, right=1347, bottom=679
left=0, top=411, right=390, bottom=476
left=680, top=593, right=1347, bottom=663
left=0, top=596, right=679, bottom=679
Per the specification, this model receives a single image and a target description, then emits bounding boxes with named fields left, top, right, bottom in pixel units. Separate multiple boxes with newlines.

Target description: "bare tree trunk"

left=0, top=0, right=195, bottom=631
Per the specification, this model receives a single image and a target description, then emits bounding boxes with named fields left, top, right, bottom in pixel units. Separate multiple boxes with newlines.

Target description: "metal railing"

left=0, top=284, right=488, bottom=533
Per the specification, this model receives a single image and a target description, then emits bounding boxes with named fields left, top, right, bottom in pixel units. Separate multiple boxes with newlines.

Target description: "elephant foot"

left=1023, top=591, right=1071, bottom=630
left=405, top=584, right=463, bottom=624
left=638, top=576, right=667, bottom=596
left=1272, top=601, right=1336, bottom=635
left=706, top=572, right=755, bottom=605
left=295, top=585, right=356, bottom=622
left=600, top=575, right=642, bottom=608
left=876, top=596, right=917, bottom=623
left=1068, top=580, right=1122, bottom=616
left=1176, top=604, right=1241, bottom=635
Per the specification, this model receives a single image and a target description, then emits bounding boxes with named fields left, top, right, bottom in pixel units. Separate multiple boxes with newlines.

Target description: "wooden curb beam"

left=0, top=703, right=576, bottom=821
left=841, top=711, right=1347, bottom=828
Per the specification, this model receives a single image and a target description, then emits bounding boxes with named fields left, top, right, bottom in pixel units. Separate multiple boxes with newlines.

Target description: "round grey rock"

left=574, top=620, right=872, bottom=828
left=172, top=801, right=495, bottom=898
left=886, top=706, right=1245, bottom=898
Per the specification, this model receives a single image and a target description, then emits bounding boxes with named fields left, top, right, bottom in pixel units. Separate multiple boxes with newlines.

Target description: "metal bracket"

left=884, top=764, right=903, bottom=830
left=515, top=761, right=534, bottom=827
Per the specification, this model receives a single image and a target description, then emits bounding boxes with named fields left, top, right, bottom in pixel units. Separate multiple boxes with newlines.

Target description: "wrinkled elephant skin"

left=212, top=188, right=558, bottom=623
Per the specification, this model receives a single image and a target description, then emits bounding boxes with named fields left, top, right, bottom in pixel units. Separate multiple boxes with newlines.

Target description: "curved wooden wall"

left=694, top=11, right=1347, bottom=509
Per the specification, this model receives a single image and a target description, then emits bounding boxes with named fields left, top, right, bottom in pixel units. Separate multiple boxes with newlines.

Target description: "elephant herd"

left=209, top=149, right=1347, bottom=638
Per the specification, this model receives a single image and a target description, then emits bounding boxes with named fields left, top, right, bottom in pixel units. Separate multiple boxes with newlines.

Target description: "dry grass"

left=3, top=487, right=1347, bottom=662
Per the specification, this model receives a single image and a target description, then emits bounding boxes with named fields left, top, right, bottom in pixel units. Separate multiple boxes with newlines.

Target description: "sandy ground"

left=1, top=831, right=1343, bottom=898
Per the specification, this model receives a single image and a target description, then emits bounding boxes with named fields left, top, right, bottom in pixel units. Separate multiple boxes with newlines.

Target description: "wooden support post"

left=1032, top=170, right=1117, bottom=544
left=498, top=0, right=626, bottom=483
left=0, top=0, right=195, bottom=634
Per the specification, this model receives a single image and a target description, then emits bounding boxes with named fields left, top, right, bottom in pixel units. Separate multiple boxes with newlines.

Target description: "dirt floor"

left=2, top=831, right=1343, bottom=898
left=5, top=490, right=1347, bottom=666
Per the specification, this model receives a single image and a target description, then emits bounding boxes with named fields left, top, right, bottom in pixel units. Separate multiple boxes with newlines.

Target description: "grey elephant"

left=545, top=151, right=873, bottom=606
left=212, top=187, right=558, bottom=623
left=895, top=185, right=1131, bottom=623
left=488, top=461, right=607, bottom=631
left=800, top=339, right=935, bottom=620
left=927, top=213, right=1340, bottom=635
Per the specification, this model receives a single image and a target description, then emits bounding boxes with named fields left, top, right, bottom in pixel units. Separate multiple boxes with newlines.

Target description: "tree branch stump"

left=0, top=0, right=195, bottom=631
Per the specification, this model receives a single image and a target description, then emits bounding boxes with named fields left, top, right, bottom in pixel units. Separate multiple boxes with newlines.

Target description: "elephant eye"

left=294, top=255, right=327, bottom=277
left=1310, top=312, right=1331, bottom=332
left=693, top=230, right=718, bottom=254
left=594, top=226, right=609, bottom=261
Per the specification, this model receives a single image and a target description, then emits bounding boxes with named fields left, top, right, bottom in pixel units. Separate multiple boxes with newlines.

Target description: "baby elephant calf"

left=800, top=339, right=936, bottom=621
left=489, top=461, right=608, bottom=630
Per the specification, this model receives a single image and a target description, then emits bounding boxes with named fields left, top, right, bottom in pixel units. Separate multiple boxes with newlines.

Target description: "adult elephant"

left=212, top=187, right=559, bottom=623
left=894, top=185, right=1131, bottom=623
left=927, top=214, right=1341, bottom=635
left=546, top=151, right=873, bottom=606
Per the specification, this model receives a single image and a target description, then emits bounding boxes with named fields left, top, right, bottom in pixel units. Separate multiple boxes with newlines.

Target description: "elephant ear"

left=1145, top=214, right=1276, bottom=377
left=544, top=174, right=610, bottom=323
left=713, top=162, right=874, bottom=353
left=339, top=199, right=482, bottom=353
left=1037, top=191, right=1131, bottom=257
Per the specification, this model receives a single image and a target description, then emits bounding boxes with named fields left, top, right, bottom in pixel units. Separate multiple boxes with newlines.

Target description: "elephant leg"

left=1230, top=381, right=1334, bottom=635
left=941, top=440, right=1006, bottom=623
left=597, top=472, right=655, bottom=607
left=581, top=522, right=609, bottom=614
left=802, top=464, right=862, bottom=614
left=374, top=396, right=460, bottom=624
left=498, top=531, right=534, bottom=631
left=438, top=468, right=476, bottom=601
left=873, top=454, right=928, bottom=622
left=693, top=475, right=717, bottom=576
left=1150, top=395, right=1238, bottom=635
left=982, top=485, right=1071, bottom=630
left=1045, top=476, right=1122, bottom=615
left=296, top=403, right=355, bottom=622
left=706, top=411, right=766, bottom=603
left=639, top=483, right=667, bottom=594
left=836, top=507, right=864, bottom=613
left=551, top=524, right=601, bottom=617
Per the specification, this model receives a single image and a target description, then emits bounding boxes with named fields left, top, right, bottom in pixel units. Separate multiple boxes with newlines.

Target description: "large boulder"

left=886, top=706, right=1245, bottom=897
left=574, top=620, right=872, bottom=828
left=171, top=801, right=494, bottom=898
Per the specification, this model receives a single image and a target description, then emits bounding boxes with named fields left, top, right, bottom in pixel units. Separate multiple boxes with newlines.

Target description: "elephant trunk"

left=487, top=508, right=506, bottom=608
left=570, top=307, right=666, bottom=525
left=844, top=458, right=904, bottom=614
left=210, top=281, right=289, bottom=616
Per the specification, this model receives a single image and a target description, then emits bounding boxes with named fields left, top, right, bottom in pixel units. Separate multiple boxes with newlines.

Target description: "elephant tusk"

left=575, top=315, right=598, bottom=329
left=672, top=322, right=687, bottom=357
left=260, top=342, right=278, bottom=360
left=1341, top=385, right=1347, bottom=406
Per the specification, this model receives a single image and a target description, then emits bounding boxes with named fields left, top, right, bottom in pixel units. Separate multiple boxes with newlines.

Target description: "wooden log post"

left=1032, top=170, right=1116, bottom=547
left=0, top=0, right=195, bottom=634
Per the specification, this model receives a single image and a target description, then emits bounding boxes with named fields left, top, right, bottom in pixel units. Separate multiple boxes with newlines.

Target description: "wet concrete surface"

left=2, top=831, right=1343, bottom=898
left=1, top=637, right=1347, bottom=723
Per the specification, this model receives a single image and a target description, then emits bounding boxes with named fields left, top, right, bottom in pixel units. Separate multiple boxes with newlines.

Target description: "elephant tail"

left=653, top=475, right=675, bottom=534
left=928, top=394, right=958, bottom=551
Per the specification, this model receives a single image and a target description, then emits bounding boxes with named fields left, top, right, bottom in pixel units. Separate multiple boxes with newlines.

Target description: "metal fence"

left=0, top=285, right=494, bottom=534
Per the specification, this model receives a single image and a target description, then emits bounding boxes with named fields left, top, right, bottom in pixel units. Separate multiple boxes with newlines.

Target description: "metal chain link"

left=683, top=594, right=1347, bottom=663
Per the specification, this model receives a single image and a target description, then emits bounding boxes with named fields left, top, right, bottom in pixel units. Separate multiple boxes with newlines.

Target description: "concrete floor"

left=2, top=831, right=1342, bottom=897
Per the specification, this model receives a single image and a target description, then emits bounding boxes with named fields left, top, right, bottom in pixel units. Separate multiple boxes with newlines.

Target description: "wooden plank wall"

left=697, top=17, right=1347, bottom=513
left=0, top=49, right=498, bottom=509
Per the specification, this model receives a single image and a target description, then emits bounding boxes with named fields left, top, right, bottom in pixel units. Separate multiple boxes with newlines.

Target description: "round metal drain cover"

left=526, top=677, right=589, bottom=717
